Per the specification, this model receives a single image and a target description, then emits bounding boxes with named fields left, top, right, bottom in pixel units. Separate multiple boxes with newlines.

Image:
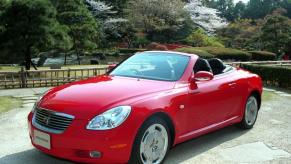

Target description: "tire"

left=237, top=95, right=259, bottom=129
left=129, top=116, right=171, bottom=164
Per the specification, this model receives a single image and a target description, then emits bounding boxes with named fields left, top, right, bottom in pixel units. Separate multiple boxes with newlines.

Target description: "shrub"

left=164, top=44, right=190, bottom=50
left=241, top=64, right=291, bottom=88
left=92, top=49, right=120, bottom=57
left=146, top=42, right=168, bottom=51
left=132, top=35, right=150, bottom=47
left=118, top=48, right=146, bottom=54
left=176, top=47, right=251, bottom=61
left=248, top=51, right=276, bottom=61
left=184, top=29, right=224, bottom=48
left=175, top=47, right=215, bottom=59
left=196, top=47, right=251, bottom=61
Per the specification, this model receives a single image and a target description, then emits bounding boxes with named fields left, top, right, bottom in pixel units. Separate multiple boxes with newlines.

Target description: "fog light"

left=89, top=151, right=101, bottom=158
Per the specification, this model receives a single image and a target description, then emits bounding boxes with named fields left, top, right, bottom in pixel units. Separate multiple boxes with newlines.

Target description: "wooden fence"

left=227, top=60, right=291, bottom=67
left=1, top=60, right=290, bottom=89
left=0, top=67, right=108, bottom=89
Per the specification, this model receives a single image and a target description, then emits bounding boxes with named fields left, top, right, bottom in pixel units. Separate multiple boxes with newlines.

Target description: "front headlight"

left=86, top=106, right=131, bottom=130
left=32, top=91, right=47, bottom=113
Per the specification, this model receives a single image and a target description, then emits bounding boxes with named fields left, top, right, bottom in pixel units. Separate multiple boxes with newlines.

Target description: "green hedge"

left=118, top=48, right=147, bottom=54
left=176, top=47, right=251, bottom=61
left=196, top=47, right=251, bottom=61
left=241, top=64, right=291, bottom=88
left=175, top=47, right=215, bottom=59
left=249, top=51, right=276, bottom=61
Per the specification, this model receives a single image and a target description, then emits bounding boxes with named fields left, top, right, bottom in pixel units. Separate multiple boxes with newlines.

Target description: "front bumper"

left=27, top=112, right=136, bottom=164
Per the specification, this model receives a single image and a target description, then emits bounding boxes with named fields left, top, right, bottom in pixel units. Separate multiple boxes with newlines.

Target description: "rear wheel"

left=129, top=116, right=170, bottom=164
left=237, top=95, right=259, bottom=129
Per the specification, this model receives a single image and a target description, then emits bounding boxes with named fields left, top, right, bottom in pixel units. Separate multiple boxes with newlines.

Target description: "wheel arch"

left=128, top=111, right=175, bottom=163
left=250, top=90, right=261, bottom=110
left=145, top=112, right=176, bottom=147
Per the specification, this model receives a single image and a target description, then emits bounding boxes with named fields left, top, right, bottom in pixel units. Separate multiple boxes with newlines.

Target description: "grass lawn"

left=262, top=90, right=275, bottom=102
left=0, top=96, right=23, bottom=113
left=0, top=65, right=108, bottom=72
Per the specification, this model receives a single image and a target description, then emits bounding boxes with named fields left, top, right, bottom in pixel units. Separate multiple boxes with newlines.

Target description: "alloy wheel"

left=140, top=124, right=169, bottom=164
left=245, top=96, right=258, bottom=126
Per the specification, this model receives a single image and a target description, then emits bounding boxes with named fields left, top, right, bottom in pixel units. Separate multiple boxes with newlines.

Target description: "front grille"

left=33, top=107, right=74, bottom=134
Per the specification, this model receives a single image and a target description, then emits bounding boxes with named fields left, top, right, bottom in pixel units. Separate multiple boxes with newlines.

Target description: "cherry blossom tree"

left=185, top=0, right=228, bottom=33
left=85, top=0, right=116, bottom=19
left=85, top=0, right=133, bottom=47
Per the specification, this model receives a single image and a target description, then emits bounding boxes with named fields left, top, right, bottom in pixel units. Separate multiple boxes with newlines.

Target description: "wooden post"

left=11, top=73, right=15, bottom=88
left=50, top=71, right=53, bottom=86
left=68, top=68, right=70, bottom=82
left=62, top=70, right=65, bottom=84
left=20, top=67, right=26, bottom=88
left=93, top=69, right=97, bottom=76
left=32, top=73, right=35, bottom=87
left=4, top=74, right=7, bottom=89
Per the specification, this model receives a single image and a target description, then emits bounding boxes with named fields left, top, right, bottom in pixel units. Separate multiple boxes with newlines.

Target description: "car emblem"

left=43, top=116, right=50, bottom=125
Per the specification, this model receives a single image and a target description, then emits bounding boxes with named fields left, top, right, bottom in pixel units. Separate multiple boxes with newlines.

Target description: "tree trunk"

left=72, top=36, right=80, bottom=65
left=126, top=36, right=132, bottom=48
left=76, top=50, right=81, bottom=65
left=287, top=47, right=291, bottom=58
left=31, top=60, right=38, bottom=70
left=64, top=53, right=67, bottom=65
left=24, top=46, right=32, bottom=70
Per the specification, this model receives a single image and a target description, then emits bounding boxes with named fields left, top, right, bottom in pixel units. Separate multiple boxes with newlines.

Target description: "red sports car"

left=27, top=51, right=262, bottom=164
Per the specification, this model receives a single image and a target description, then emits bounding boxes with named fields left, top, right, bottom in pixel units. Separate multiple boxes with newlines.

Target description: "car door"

left=222, top=69, right=248, bottom=119
left=186, top=59, right=235, bottom=131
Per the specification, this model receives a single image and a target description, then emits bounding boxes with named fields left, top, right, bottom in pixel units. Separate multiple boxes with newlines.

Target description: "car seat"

left=207, top=58, right=226, bottom=75
left=193, top=58, right=212, bottom=73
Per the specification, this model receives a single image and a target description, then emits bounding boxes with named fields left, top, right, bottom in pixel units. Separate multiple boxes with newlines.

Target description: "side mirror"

left=191, top=71, right=214, bottom=82
left=108, top=64, right=117, bottom=71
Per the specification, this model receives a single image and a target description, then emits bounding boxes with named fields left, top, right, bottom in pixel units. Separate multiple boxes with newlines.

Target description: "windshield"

left=110, top=52, right=190, bottom=81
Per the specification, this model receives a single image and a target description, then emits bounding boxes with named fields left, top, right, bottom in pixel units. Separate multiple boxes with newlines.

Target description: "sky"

left=234, top=0, right=249, bottom=4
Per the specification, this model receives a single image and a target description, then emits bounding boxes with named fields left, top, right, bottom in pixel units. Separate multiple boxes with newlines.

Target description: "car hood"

left=39, top=75, right=175, bottom=119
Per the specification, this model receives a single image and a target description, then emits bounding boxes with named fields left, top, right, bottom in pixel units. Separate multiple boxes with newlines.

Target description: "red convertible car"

left=28, top=51, right=262, bottom=164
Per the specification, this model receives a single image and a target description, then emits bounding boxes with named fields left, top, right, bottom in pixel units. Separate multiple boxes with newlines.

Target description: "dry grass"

left=0, top=96, right=23, bottom=113
left=262, top=91, right=275, bottom=102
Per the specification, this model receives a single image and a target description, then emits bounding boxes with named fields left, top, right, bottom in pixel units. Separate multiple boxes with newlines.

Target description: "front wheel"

left=129, top=116, right=170, bottom=164
left=237, top=95, right=259, bottom=129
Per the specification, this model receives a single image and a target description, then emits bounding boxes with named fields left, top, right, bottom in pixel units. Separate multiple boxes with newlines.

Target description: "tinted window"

left=110, top=52, right=190, bottom=81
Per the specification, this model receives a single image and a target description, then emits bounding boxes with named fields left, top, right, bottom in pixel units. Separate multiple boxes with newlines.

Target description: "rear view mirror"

left=108, top=64, right=117, bottom=71
left=192, top=71, right=214, bottom=82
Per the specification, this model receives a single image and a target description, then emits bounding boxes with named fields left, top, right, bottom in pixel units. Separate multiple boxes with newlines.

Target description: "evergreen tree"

left=216, top=0, right=235, bottom=21
left=0, top=0, right=9, bottom=33
left=0, top=0, right=71, bottom=69
left=241, top=0, right=281, bottom=19
left=51, top=0, right=101, bottom=65
left=0, top=0, right=8, bottom=11
left=281, top=0, right=291, bottom=18
left=217, top=19, right=262, bottom=50
left=260, top=14, right=291, bottom=55
left=233, top=1, right=246, bottom=19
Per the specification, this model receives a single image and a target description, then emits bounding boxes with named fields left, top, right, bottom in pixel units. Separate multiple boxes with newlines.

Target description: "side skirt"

left=174, top=116, right=241, bottom=145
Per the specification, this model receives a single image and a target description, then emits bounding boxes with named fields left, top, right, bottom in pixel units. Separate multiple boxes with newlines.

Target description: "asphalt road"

left=0, top=87, right=290, bottom=164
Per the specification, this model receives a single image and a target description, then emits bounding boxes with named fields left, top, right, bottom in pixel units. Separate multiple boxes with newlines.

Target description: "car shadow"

left=165, top=125, right=248, bottom=164
left=0, top=149, right=72, bottom=164
left=0, top=126, right=247, bottom=164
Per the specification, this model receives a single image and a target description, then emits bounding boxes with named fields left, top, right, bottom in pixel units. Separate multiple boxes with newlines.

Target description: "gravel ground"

left=0, top=87, right=290, bottom=164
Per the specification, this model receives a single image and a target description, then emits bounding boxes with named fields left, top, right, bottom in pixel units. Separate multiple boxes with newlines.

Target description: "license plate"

left=33, top=129, right=51, bottom=149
